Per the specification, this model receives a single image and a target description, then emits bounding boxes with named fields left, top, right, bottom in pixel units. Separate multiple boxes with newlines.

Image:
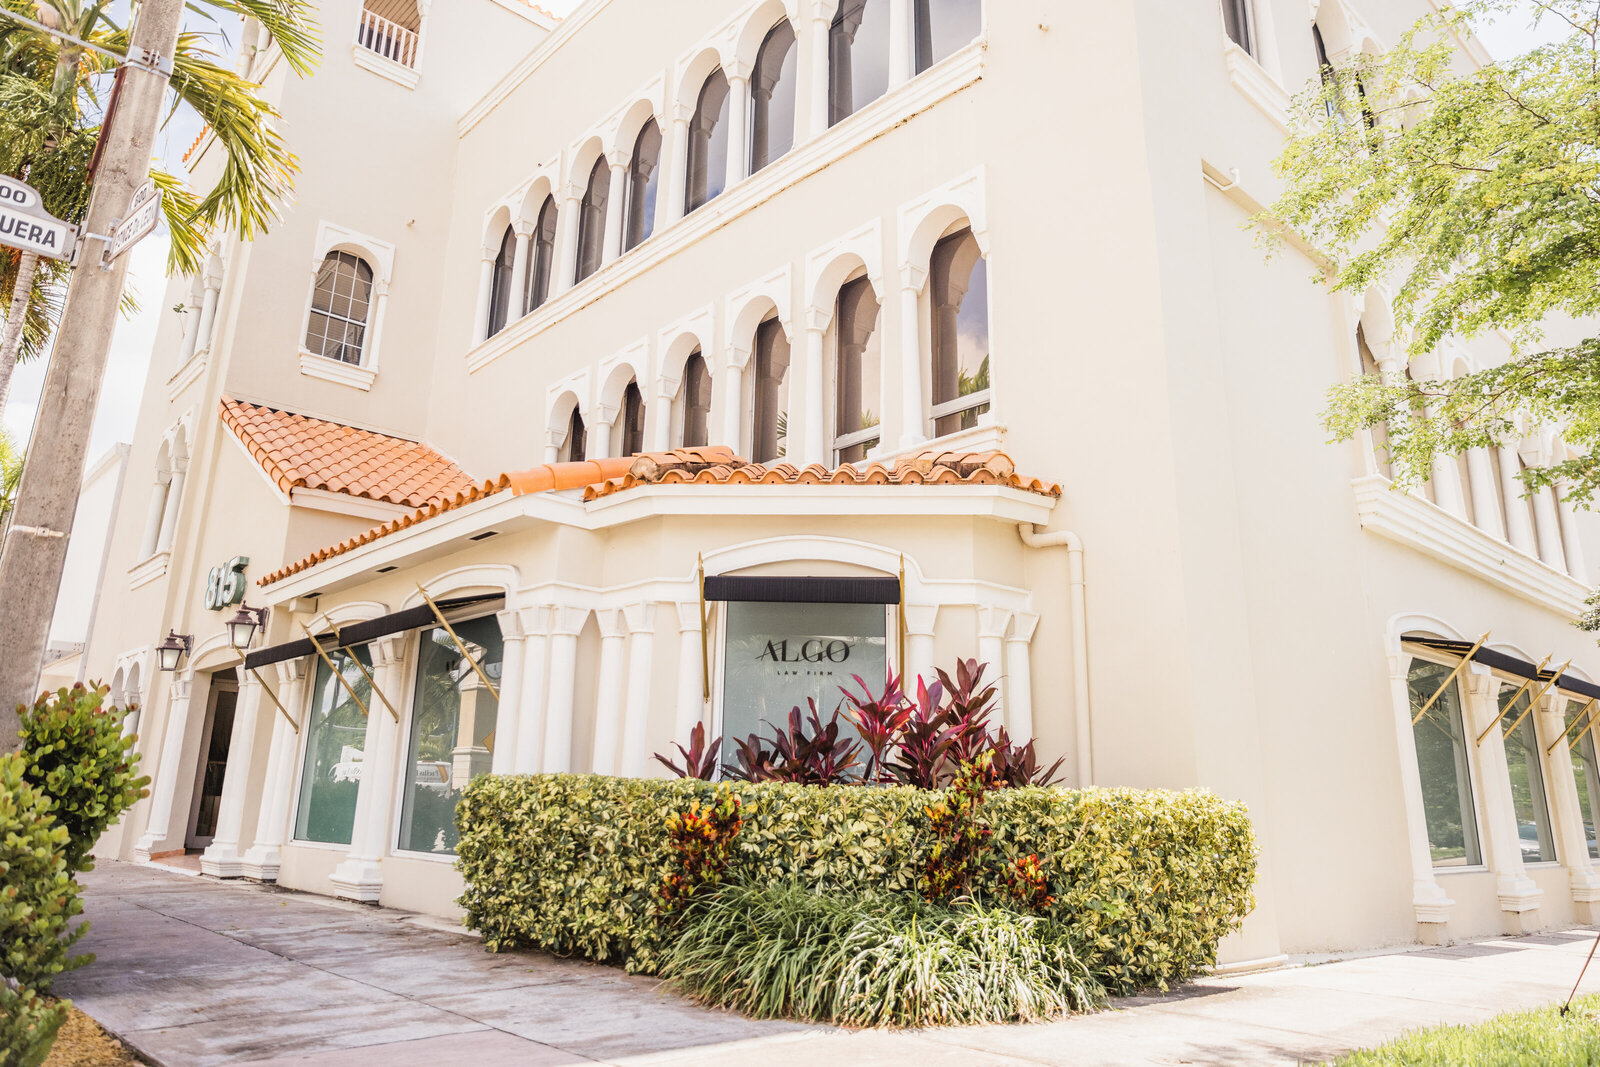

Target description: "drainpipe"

left=1017, top=523, right=1092, bottom=786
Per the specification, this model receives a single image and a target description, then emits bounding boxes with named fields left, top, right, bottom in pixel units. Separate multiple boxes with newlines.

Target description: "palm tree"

left=0, top=428, right=22, bottom=534
left=0, top=0, right=320, bottom=413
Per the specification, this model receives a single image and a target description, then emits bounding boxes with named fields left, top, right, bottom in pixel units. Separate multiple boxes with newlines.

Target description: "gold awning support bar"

left=1501, top=659, right=1570, bottom=743
left=1475, top=654, right=1551, bottom=745
left=1411, top=632, right=1490, bottom=726
left=1572, top=700, right=1600, bottom=754
left=1551, top=697, right=1600, bottom=755
left=300, top=621, right=371, bottom=719
left=329, top=624, right=400, bottom=724
left=248, top=667, right=298, bottom=733
left=698, top=554, right=710, bottom=701
left=416, top=585, right=500, bottom=702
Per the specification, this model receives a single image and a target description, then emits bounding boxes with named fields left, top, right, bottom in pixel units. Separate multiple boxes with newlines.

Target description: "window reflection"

left=486, top=226, right=516, bottom=338
left=1406, top=657, right=1482, bottom=867
left=834, top=276, right=882, bottom=464
left=682, top=352, right=712, bottom=448
left=625, top=121, right=662, bottom=251
left=914, top=0, right=982, bottom=73
left=294, top=646, right=373, bottom=846
left=527, top=196, right=558, bottom=313
left=1500, top=685, right=1558, bottom=863
left=305, top=251, right=373, bottom=364
left=751, top=21, right=798, bottom=172
left=829, top=0, right=891, bottom=125
left=930, top=227, right=990, bottom=437
left=752, top=317, right=790, bottom=463
left=576, top=158, right=610, bottom=283
left=686, top=69, right=731, bottom=212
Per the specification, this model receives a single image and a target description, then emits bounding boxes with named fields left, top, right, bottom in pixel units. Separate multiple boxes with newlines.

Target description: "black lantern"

left=227, top=605, right=270, bottom=650
left=156, top=631, right=192, bottom=672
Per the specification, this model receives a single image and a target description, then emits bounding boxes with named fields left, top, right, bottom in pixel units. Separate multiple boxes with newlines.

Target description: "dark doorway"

left=186, top=673, right=239, bottom=849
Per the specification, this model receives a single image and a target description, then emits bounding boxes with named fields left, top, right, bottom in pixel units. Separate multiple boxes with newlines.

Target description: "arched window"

left=620, top=382, right=647, bottom=457
left=929, top=227, right=990, bottom=437
left=752, top=317, right=790, bottom=463
left=560, top=407, right=587, bottom=464
left=1356, top=325, right=1391, bottom=480
left=625, top=121, right=662, bottom=252
left=750, top=21, right=798, bottom=173
left=486, top=226, right=516, bottom=338
left=681, top=351, right=712, bottom=448
left=526, top=196, right=558, bottom=313
left=304, top=251, right=374, bottom=364
left=576, top=158, right=610, bottom=283
left=914, top=0, right=982, bottom=73
left=1219, top=0, right=1252, bottom=55
left=829, top=0, right=891, bottom=125
left=1313, top=23, right=1340, bottom=120
left=834, top=276, right=882, bottom=464
left=686, top=69, right=731, bottom=213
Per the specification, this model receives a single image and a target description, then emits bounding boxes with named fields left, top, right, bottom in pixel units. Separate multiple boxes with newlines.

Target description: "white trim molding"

left=1222, top=42, right=1290, bottom=132
left=128, top=551, right=170, bottom=591
left=298, top=351, right=378, bottom=392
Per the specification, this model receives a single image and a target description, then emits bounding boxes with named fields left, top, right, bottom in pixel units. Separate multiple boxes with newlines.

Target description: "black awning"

left=703, top=575, right=901, bottom=605
left=1406, top=637, right=1600, bottom=702
left=243, top=594, right=502, bottom=671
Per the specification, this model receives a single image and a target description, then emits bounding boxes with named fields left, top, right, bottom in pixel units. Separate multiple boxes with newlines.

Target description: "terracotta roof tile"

left=182, top=125, right=211, bottom=166
left=220, top=396, right=477, bottom=509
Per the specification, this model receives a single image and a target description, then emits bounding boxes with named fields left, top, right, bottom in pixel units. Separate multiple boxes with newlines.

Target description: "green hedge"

left=456, top=774, right=1256, bottom=991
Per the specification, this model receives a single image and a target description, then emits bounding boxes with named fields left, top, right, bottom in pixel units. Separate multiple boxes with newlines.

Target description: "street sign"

left=103, top=179, right=161, bottom=264
left=0, top=176, right=76, bottom=262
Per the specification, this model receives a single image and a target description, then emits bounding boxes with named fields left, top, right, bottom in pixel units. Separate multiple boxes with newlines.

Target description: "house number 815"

left=205, top=556, right=249, bottom=611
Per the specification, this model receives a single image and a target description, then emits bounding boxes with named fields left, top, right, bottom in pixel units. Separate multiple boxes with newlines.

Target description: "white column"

left=541, top=607, right=587, bottom=773
left=240, top=660, right=308, bottom=881
left=1385, top=651, right=1454, bottom=933
left=1003, top=612, right=1039, bottom=742
left=155, top=459, right=186, bottom=552
left=589, top=610, right=628, bottom=775
left=1557, top=481, right=1589, bottom=583
left=1497, top=447, right=1539, bottom=555
left=976, top=607, right=1011, bottom=728
left=888, top=0, right=914, bottom=86
left=366, top=281, right=390, bottom=368
left=722, top=350, right=747, bottom=450
left=602, top=154, right=629, bottom=264
left=1533, top=484, right=1569, bottom=572
left=193, top=263, right=223, bottom=357
left=801, top=312, right=827, bottom=465
left=619, top=604, right=657, bottom=777
left=134, top=676, right=194, bottom=860
left=1466, top=447, right=1505, bottom=539
left=674, top=602, right=706, bottom=746
left=175, top=280, right=202, bottom=365
left=1467, top=671, right=1543, bottom=927
left=139, top=473, right=170, bottom=558
left=807, top=13, right=831, bottom=136
left=514, top=607, right=550, bottom=774
left=330, top=637, right=406, bottom=902
left=199, top=674, right=263, bottom=877
left=725, top=66, right=751, bottom=192
left=1427, top=412, right=1467, bottom=518
left=651, top=383, right=676, bottom=452
left=506, top=223, right=533, bottom=322
left=903, top=604, right=938, bottom=693
left=554, top=184, right=584, bottom=292
left=1536, top=693, right=1600, bottom=916
left=897, top=267, right=926, bottom=451
left=589, top=405, right=616, bottom=461
left=660, top=106, right=693, bottom=230
left=471, top=250, right=496, bottom=343
left=489, top=611, right=527, bottom=776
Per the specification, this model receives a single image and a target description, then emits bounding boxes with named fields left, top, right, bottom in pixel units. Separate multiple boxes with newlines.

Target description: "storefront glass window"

left=1500, top=686, right=1557, bottom=863
left=1566, top=700, right=1600, bottom=861
left=397, top=616, right=504, bottom=855
left=293, top=645, right=373, bottom=845
left=1406, top=657, right=1482, bottom=867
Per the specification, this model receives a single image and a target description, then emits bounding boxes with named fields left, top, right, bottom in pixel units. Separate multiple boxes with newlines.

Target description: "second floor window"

left=682, top=351, right=712, bottom=448
left=915, top=0, right=982, bottom=72
left=751, top=21, right=798, bottom=172
left=625, top=121, right=662, bottom=251
left=305, top=251, right=373, bottom=365
left=576, top=158, right=610, bottom=283
left=486, top=226, right=516, bottom=338
left=527, top=196, right=558, bottom=313
left=830, top=0, right=891, bottom=125
left=1220, top=0, right=1252, bottom=56
left=929, top=227, right=990, bottom=436
left=752, top=317, right=791, bottom=464
left=686, top=69, right=731, bottom=212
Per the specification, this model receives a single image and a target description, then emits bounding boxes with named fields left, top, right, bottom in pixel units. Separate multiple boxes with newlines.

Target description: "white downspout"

left=1018, top=523, right=1092, bottom=786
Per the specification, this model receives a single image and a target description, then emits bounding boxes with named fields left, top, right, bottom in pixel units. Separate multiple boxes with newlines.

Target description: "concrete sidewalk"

left=56, top=862, right=1600, bottom=1066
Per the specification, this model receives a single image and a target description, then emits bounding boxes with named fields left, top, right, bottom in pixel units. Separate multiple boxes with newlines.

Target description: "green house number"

left=205, top=556, right=249, bottom=611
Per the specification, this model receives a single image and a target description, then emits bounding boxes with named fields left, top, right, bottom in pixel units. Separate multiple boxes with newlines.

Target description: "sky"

left=0, top=0, right=1570, bottom=462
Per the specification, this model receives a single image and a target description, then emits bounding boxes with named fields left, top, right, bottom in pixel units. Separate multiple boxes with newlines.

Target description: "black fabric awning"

left=703, top=575, right=900, bottom=605
left=243, top=594, right=502, bottom=671
left=1406, top=637, right=1600, bottom=702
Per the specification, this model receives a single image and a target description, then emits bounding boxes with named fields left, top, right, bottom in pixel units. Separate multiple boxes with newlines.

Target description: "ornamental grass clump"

left=664, top=881, right=1102, bottom=1027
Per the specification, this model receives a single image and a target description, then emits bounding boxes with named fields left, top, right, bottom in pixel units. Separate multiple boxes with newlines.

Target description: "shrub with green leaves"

left=665, top=881, right=1102, bottom=1027
left=456, top=773, right=1256, bottom=991
left=0, top=983, right=69, bottom=1067
left=0, top=753, right=84, bottom=993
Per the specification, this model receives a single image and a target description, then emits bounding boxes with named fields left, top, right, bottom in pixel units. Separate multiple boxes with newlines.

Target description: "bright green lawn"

left=1338, top=993, right=1600, bottom=1065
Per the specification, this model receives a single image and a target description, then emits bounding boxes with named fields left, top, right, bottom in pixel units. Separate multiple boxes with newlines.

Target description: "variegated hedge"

left=455, top=774, right=1256, bottom=993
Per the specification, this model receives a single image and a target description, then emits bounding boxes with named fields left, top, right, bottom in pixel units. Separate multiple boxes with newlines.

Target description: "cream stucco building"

left=72, top=0, right=1600, bottom=969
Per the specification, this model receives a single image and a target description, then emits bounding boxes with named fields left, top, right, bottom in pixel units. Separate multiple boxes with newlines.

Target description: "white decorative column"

left=589, top=610, right=628, bottom=775
left=602, top=151, right=629, bottom=264
left=888, top=0, right=914, bottom=86
left=175, top=279, right=202, bottom=365
left=903, top=604, right=938, bottom=692
left=540, top=607, right=588, bottom=773
left=801, top=310, right=827, bottom=465
left=674, top=601, right=706, bottom=746
left=192, top=257, right=224, bottom=357
left=506, top=221, right=533, bottom=323
left=514, top=607, right=551, bottom=774
left=722, top=347, right=748, bottom=449
left=330, top=637, right=406, bottom=902
left=554, top=183, right=584, bottom=291
left=240, top=659, right=308, bottom=880
left=1533, top=485, right=1569, bottom=572
left=1467, top=670, right=1543, bottom=930
left=724, top=63, right=752, bottom=192
left=1536, top=692, right=1600, bottom=920
left=1497, top=446, right=1539, bottom=555
left=134, top=675, right=194, bottom=861
left=1557, top=481, right=1589, bottom=582
left=489, top=611, right=527, bottom=776
left=619, top=604, right=657, bottom=777
left=897, top=265, right=927, bottom=451
left=139, top=472, right=170, bottom=559
left=1386, top=651, right=1454, bottom=940
left=976, top=607, right=1011, bottom=728
left=155, top=457, right=187, bottom=552
left=471, top=248, right=496, bottom=343
left=661, top=104, right=693, bottom=230
left=1003, top=612, right=1039, bottom=742
left=199, top=673, right=264, bottom=877
left=1427, top=417, right=1468, bottom=519
left=651, top=380, right=677, bottom=452
left=588, top=403, right=617, bottom=461
left=1466, top=447, right=1505, bottom=539
left=807, top=11, right=831, bottom=136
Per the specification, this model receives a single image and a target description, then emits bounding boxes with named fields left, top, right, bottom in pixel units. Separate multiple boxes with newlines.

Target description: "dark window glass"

left=1356, top=326, right=1392, bottom=481
left=561, top=407, right=586, bottom=463
left=1407, top=657, right=1482, bottom=867
left=621, top=381, right=646, bottom=456
left=1313, top=23, right=1340, bottom=120
left=1568, top=700, right=1600, bottom=861
left=294, top=645, right=373, bottom=846
left=752, top=317, right=791, bottom=464
left=527, top=196, right=558, bottom=312
left=486, top=225, right=516, bottom=337
left=1220, top=0, right=1251, bottom=55
left=914, top=0, right=981, bottom=73
left=1500, top=685, right=1558, bottom=864
left=930, top=228, right=990, bottom=437
left=576, top=158, right=610, bottom=283
left=625, top=121, right=662, bottom=252
left=683, top=352, right=712, bottom=448
left=304, top=251, right=373, bottom=364
left=834, top=276, right=882, bottom=464
left=686, top=69, right=731, bottom=212
left=751, top=21, right=798, bottom=172
left=829, top=0, right=891, bottom=125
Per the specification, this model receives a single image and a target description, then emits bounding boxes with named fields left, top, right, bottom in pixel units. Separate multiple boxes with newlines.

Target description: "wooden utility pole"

left=0, top=0, right=185, bottom=748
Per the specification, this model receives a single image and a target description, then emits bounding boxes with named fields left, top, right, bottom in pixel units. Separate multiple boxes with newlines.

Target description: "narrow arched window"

left=620, top=382, right=647, bottom=457
left=1313, top=23, right=1340, bottom=120
left=305, top=251, right=374, bottom=365
left=682, top=351, right=712, bottom=448
left=752, top=317, right=790, bottom=464
left=560, top=407, right=587, bottom=464
left=930, top=228, right=990, bottom=437
left=1219, top=0, right=1252, bottom=56
left=1356, top=325, right=1392, bottom=481
left=625, top=121, right=662, bottom=252
left=526, top=196, right=558, bottom=313
left=750, top=21, right=798, bottom=173
left=829, top=0, right=890, bottom=125
left=686, top=70, right=731, bottom=213
left=914, top=0, right=981, bottom=73
left=834, top=277, right=882, bottom=464
left=486, top=226, right=516, bottom=338
left=576, top=158, right=610, bottom=283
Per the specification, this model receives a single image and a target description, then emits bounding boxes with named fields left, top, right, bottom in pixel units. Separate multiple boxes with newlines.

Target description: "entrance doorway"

left=185, top=672, right=239, bottom=850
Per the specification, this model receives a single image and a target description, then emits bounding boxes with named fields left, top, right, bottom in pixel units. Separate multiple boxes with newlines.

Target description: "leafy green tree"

left=0, top=428, right=21, bottom=530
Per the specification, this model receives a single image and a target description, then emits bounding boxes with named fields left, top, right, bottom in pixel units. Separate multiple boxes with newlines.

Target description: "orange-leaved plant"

left=658, top=788, right=744, bottom=914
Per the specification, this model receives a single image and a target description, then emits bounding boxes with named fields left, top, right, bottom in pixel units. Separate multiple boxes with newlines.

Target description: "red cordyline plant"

left=724, top=700, right=863, bottom=785
left=653, top=722, right=722, bottom=781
